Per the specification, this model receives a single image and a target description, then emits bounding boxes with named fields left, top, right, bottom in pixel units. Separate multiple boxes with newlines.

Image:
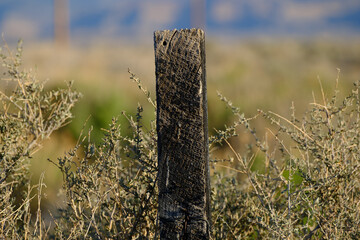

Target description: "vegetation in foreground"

left=1, top=42, right=359, bottom=239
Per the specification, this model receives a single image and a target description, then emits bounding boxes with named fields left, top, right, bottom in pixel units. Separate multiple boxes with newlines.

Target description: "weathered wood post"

left=154, top=29, right=211, bottom=239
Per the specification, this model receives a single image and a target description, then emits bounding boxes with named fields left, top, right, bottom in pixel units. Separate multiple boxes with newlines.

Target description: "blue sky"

left=1, top=0, right=360, bottom=42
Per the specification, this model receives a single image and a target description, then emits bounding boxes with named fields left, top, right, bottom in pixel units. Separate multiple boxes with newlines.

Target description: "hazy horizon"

left=1, top=0, right=360, bottom=44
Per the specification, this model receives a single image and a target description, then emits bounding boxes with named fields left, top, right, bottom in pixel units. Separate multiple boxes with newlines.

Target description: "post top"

left=154, top=28, right=204, bottom=37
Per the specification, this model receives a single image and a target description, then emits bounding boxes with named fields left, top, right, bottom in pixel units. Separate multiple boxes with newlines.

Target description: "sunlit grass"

left=2, top=37, right=360, bottom=238
left=19, top=38, right=360, bottom=211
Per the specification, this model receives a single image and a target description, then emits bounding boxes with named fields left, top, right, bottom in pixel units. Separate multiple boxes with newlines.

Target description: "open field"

left=2, top=37, right=360, bottom=237
left=20, top=38, right=359, bottom=139
left=18, top=37, right=360, bottom=205
left=21, top=37, right=360, bottom=128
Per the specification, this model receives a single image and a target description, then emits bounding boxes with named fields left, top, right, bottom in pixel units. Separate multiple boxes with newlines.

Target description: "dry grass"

left=1, top=38, right=360, bottom=239
left=211, top=78, right=360, bottom=238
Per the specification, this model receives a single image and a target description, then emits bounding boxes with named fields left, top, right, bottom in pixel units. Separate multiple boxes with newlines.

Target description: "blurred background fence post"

left=190, top=0, right=206, bottom=29
left=54, top=0, right=69, bottom=47
left=155, top=29, right=211, bottom=239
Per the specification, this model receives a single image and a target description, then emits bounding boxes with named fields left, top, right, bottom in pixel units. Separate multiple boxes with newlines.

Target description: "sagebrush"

left=1, top=42, right=359, bottom=239
left=0, top=40, right=81, bottom=238
left=211, top=74, right=360, bottom=238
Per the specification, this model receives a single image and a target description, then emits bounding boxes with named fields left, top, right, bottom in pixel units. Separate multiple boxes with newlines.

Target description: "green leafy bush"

left=1, top=42, right=359, bottom=239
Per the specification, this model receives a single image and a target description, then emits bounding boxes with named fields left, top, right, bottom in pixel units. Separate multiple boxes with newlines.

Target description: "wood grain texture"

left=155, top=29, right=210, bottom=239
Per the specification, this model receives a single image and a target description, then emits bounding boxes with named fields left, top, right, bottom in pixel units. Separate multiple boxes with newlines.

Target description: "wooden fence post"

left=154, top=29, right=211, bottom=239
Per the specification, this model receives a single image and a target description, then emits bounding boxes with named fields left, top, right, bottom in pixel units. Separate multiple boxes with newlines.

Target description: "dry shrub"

left=0, top=40, right=81, bottom=238
left=51, top=108, right=158, bottom=239
left=1, top=42, right=359, bottom=239
left=211, top=72, right=360, bottom=239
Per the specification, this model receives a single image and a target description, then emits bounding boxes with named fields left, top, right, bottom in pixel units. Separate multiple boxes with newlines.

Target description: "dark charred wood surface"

left=155, top=29, right=210, bottom=239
